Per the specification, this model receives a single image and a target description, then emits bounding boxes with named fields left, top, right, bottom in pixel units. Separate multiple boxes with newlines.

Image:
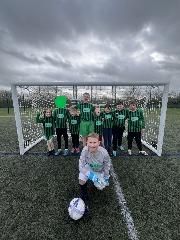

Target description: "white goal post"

left=11, top=81, right=169, bottom=156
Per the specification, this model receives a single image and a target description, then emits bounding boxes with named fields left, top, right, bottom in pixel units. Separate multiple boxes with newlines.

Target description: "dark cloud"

left=0, top=0, right=179, bottom=45
left=0, top=47, right=43, bottom=64
left=43, top=55, right=72, bottom=69
left=0, top=0, right=179, bottom=90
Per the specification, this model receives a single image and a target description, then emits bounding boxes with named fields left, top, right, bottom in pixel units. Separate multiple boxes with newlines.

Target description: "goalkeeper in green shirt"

left=127, top=101, right=148, bottom=156
left=77, top=92, right=95, bottom=147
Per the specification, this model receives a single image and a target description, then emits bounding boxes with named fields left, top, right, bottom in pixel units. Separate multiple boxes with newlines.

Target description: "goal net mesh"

left=16, top=85, right=162, bottom=153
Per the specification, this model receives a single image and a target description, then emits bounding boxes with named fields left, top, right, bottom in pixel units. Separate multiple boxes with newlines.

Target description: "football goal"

left=11, top=81, right=169, bottom=156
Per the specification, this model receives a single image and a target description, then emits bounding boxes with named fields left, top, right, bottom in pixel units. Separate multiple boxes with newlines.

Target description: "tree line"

left=0, top=90, right=180, bottom=111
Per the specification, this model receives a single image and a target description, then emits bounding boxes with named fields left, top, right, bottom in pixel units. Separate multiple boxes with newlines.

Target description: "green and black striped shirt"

left=36, top=113, right=55, bottom=140
left=102, top=112, right=114, bottom=128
left=52, top=108, right=69, bottom=128
left=77, top=102, right=94, bottom=121
left=113, top=108, right=128, bottom=128
left=94, top=114, right=103, bottom=135
left=68, top=115, right=81, bottom=134
left=127, top=108, right=145, bottom=132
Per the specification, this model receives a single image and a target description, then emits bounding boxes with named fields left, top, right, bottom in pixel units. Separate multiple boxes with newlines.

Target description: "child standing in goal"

left=102, top=104, right=114, bottom=155
left=112, top=101, right=128, bottom=156
left=79, top=132, right=111, bottom=215
left=36, top=108, right=55, bottom=156
left=77, top=92, right=95, bottom=148
left=93, top=106, right=103, bottom=144
left=53, top=104, right=69, bottom=156
left=68, top=106, right=81, bottom=154
left=127, top=101, right=148, bottom=156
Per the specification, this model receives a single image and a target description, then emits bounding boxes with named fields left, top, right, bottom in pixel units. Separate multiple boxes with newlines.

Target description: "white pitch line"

left=0, top=116, right=14, bottom=117
left=110, top=163, right=139, bottom=240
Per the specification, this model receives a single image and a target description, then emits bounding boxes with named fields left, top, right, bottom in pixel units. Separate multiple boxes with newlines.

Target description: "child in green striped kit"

left=53, top=106, right=69, bottom=156
left=93, top=106, right=103, bottom=144
left=36, top=108, right=55, bottom=156
left=68, top=106, right=81, bottom=154
left=127, top=101, right=148, bottom=156
left=112, top=101, right=128, bottom=156
left=102, top=104, right=114, bottom=154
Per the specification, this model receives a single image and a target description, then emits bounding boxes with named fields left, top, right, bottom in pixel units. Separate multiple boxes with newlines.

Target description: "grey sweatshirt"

left=79, top=146, right=111, bottom=177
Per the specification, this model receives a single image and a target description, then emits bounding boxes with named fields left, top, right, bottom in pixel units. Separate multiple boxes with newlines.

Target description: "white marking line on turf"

left=111, top=164, right=139, bottom=240
left=0, top=116, right=14, bottom=117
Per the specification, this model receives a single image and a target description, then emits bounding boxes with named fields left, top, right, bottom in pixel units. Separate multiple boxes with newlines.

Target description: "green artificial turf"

left=112, top=156, right=180, bottom=240
left=0, top=155, right=128, bottom=240
left=0, top=108, right=180, bottom=240
left=0, top=108, right=14, bottom=116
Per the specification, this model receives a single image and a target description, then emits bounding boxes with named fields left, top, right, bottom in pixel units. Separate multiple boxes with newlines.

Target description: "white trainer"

left=128, top=149, right=132, bottom=155
left=113, top=151, right=117, bottom=157
left=119, top=146, right=124, bottom=151
left=139, top=150, right=148, bottom=156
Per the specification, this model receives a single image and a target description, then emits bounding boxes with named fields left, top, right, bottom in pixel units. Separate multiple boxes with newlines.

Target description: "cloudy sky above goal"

left=0, top=0, right=180, bottom=90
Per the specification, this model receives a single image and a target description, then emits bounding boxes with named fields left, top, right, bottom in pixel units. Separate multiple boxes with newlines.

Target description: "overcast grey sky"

left=0, top=0, right=180, bottom=90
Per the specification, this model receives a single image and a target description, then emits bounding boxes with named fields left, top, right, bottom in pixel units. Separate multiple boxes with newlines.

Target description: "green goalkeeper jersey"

left=36, top=113, right=55, bottom=140
left=102, top=112, right=114, bottom=128
left=127, top=108, right=145, bottom=132
left=68, top=115, right=81, bottom=134
left=52, top=108, right=69, bottom=128
left=113, top=108, right=128, bottom=128
left=77, top=102, right=94, bottom=121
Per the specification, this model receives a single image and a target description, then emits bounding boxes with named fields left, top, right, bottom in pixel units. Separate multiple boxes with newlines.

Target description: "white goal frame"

left=11, top=81, right=170, bottom=156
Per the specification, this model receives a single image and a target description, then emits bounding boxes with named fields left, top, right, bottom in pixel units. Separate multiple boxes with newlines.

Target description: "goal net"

left=11, top=84, right=169, bottom=156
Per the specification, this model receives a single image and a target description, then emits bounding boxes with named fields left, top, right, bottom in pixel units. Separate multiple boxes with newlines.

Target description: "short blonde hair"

left=87, top=132, right=99, bottom=140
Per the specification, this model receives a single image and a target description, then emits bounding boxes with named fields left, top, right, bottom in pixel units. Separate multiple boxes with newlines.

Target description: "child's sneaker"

left=75, top=147, right=80, bottom=153
left=119, top=145, right=124, bottom=151
left=139, top=150, right=148, bottom=156
left=55, top=149, right=62, bottom=156
left=112, top=150, right=117, bottom=157
left=47, top=150, right=52, bottom=156
left=51, top=149, right=55, bottom=155
left=128, top=149, right=132, bottom=155
left=71, top=148, right=75, bottom=153
left=63, top=149, right=69, bottom=156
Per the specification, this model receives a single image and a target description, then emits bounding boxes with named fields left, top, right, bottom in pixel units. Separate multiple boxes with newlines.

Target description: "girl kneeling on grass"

left=79, top=132, right=111, bottom=216
left=36, top=108, right=55, bottom=156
